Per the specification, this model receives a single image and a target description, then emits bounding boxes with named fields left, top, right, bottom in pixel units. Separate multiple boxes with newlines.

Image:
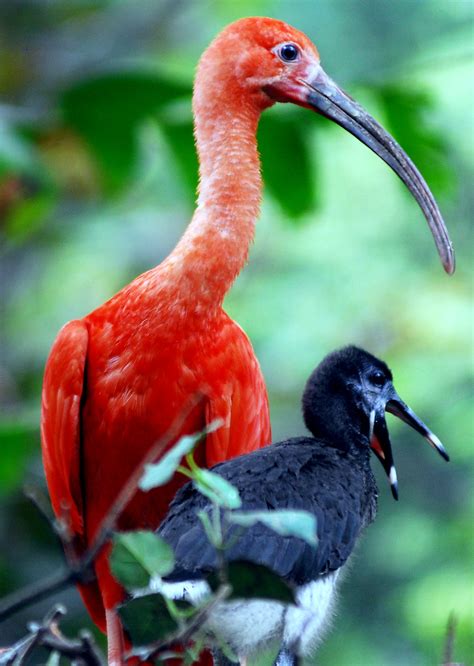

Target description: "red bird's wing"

left=204, top=320, right=271, bottom=467
left=41, top=319, right=88, bottom=539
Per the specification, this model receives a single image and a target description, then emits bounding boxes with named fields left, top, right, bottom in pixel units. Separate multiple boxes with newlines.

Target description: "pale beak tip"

left=444, top=253, right=456, bottom=276
left=429, top=433, right=450, bottom=462
left=389, top=466, right=399, bottom=500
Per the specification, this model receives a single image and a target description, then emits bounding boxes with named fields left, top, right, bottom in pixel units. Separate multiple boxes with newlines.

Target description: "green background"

left=0, top=1, right=472, bottom=664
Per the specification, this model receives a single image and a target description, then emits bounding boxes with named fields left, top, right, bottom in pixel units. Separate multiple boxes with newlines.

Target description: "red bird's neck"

left=167, top=101, right=263, bottom=308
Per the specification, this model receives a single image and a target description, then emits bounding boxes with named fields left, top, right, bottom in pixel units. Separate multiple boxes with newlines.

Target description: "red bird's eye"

left=278, top=43, right=300, bottom=63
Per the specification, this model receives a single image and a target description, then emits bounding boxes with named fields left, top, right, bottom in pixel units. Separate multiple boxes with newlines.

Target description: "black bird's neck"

left=314, top=435, right=374, bottom=487
left=305, top=402, right=371, bottom=457
left=310, top=437, right=378, bottom=529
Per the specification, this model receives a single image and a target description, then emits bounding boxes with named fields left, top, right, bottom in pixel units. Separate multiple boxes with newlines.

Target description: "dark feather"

left=158, top=438, right=377, bottom=585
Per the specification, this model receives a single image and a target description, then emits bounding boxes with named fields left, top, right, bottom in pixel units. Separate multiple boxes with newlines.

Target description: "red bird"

left=41, top=17, right=454, bottom=664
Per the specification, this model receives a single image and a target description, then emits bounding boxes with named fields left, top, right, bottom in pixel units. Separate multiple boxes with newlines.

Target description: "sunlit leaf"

left=139, top=420, right=222, bottom=491
left=139, top=435, right=198, bottom=490
left=110, top=531, right=174, bottom=590
left=229, top=510, right=317, bottom=547
left=193, top=469, right=242, bottom=509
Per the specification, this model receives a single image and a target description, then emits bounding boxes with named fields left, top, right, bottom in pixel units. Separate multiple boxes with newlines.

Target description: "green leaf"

left=374, top=83, right=454, bottom=195
left=0, top=420, right=38, bottom=496
left=5, top=191, right=55, bottom=242
left=118, top=593, right=184, bottom=645
left=212, top=560, right=295, bottom=604
left=110, top=531, right=174, bottom=590
left=139, top=419, right=222, bottom=491
left=61, top=71, right=191, bottom=193
left=193, top=469, right=242, bottom=509
left=139, top=434, right=199, bottom=491
left=229, top=510, right=317, bottom=547
left=258, top=111, right=318, bottom=219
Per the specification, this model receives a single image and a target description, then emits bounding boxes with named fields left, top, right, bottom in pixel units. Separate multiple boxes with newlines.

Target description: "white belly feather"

left=156, top=571, right=339, bottom=658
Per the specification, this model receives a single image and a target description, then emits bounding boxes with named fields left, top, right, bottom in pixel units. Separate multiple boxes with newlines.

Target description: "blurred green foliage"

left=0, top=1, right=472, bottom=664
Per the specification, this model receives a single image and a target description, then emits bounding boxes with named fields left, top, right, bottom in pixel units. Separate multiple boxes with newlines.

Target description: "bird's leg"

left=275, top=648, right=300, bottom=666
left=105, top=608, right=126, bottom=666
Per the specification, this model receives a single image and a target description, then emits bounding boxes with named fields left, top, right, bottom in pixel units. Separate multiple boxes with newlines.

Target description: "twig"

left=37, top=628, right=103, bottom=665
left=441, top=612, right=460, bottom=666
left=0, top=393, right=205, bottom=624
left=0, top=569, right=79, bottom=624
left=23, top=485, right=60, bottom=538
left=0, top=605, right=104, bottom=666
left=23, top=483, right=81, bottom=573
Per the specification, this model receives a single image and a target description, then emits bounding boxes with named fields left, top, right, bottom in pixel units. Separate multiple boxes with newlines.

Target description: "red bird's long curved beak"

left=303, top=69, right=455, bottom=274
left=268, top=66, right=455, bottom=275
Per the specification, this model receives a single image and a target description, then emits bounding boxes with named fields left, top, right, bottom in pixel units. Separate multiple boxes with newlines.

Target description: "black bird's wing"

left=158, top=439, right=376, bottom=586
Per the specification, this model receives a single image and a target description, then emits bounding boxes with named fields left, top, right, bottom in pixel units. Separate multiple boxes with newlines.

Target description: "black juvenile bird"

left=157, top=346, right=448, bottom=662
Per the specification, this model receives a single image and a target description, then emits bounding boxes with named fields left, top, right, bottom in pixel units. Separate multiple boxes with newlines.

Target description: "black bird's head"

left=302, top=346, right=449, bottom=499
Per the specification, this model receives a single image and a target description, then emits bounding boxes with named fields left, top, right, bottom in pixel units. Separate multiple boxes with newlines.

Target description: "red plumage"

left=42, top=291, right=271, bottom=624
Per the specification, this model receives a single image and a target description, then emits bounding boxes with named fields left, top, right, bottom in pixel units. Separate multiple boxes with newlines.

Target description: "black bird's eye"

left=278, top=43, right=300, bottom=63
left=369, top=371, right=386, bottom=387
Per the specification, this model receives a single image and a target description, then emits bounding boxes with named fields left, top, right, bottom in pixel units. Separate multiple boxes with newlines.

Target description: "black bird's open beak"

left=299, top=68, right=455, bottom=275
left=369, top=384, right=449, bottom=500
left=369, top=407, right=399, bottom=500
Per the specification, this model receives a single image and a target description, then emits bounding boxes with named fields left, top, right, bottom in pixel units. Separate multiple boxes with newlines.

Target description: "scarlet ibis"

left=41, top=16, right=454, bottom=663
left=157, top=346, right=449, bottom=662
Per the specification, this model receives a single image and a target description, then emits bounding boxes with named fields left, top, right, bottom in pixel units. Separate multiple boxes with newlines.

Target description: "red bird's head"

left=195, top=17, right=454, bottom=274
left=195, top=18, right=320, bottom=110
